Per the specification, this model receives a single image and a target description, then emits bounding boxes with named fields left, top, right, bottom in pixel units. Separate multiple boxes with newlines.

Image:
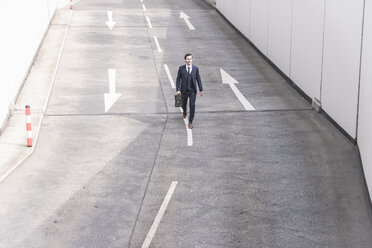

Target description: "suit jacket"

left=176, top=65, right=203, bottom=94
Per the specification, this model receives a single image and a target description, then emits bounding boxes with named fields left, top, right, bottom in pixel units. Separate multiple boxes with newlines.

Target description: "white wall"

left=217, top=0, right=235, bottom=25
left=290, top=0, right=325, bottom=100
left=321, top=0, right=364, bottom=137
left=225, top=0, right=236, bottom=25
left=358, top=0, right=372, bottom=197
left=0, top=0, right=68, bottom=131
left=235, top=0, right=251, bottom=38
left=250, top=0, right=269, bottom=55
left=216, top=0, right=251, bottom=38
left=217, top=0, right=372, bottom=200
left=267, top=0, right=293, bottom=75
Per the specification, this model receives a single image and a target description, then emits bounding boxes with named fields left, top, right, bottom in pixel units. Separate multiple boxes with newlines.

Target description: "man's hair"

left=184, top=53, right=193, bottom=59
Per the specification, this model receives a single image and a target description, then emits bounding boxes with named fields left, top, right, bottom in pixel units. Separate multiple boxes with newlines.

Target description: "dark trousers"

left=182, top=91, right=196, bottom=123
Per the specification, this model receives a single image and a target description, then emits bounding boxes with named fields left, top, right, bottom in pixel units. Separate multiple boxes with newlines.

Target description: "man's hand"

left=176, top=91, right=181, bottom=95
left=200, top=91, right=203, bottom=96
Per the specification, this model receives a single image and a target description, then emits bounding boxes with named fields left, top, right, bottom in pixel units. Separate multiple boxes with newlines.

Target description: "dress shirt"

left=186, top=64, right=192, bottom=74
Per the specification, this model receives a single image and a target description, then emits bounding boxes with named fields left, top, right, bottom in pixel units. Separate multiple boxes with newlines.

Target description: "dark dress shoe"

left=188, top=123, right=193, bottom=129
left=183, top=111, right=187, bottom=118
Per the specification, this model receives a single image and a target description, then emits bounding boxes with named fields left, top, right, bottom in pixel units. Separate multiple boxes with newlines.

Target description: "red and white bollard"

left=70, top=0, right=73, bottom=9
left=25, top=105, right=32, bottom=147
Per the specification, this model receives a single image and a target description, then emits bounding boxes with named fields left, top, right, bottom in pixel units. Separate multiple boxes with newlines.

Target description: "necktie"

left=187, top=67, right=190, bottom=74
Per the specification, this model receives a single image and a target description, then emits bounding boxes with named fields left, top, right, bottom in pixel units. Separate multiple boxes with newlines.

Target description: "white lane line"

left=180, top=107, right=193, bottom=146
left=164, top=65, right=175, bottom=88
left=220, top=68, right=255, bottom=111
left=140, top=0, right=143, bottom=2
left=146, top=16, right=152, bottom=28
left=142, top=181, right=178, bottom=248
left=153, top=36, right=162, bottom=53
left=142, top=4, right=146, bottom=11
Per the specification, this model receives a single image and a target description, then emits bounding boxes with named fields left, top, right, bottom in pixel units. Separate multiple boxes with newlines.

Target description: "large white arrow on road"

left=104, top=69, right=121, bottom=113
left=106, top=11, right=116, bottom=30
left=220, top=68, right=255, bottom=111
left=180, top=12, right=195, bottom=30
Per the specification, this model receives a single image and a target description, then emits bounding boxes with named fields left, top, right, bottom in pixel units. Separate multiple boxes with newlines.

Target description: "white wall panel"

left=11, top=0, right=49, bottom=99
left=358, top=0, right=372, bottom=199
left=267, top=0, right=292, bottom=75
left=224, top=0, right=236, bottom=25
left=250, top=0, right=269, bottom=55
left=235, top=0, right=251, bottom=38
left=321, top=0, right=364, bottom=137
left=217, top=0, right=227, bottom=17
left=216, top=0, right=223, bottom=11
left=290, top=0, right=325, bottom=100
left=0, top=0, right=62, bottom=129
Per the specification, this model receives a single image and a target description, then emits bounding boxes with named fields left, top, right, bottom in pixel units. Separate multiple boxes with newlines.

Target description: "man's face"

left=185, top=56, right=192, bottom=66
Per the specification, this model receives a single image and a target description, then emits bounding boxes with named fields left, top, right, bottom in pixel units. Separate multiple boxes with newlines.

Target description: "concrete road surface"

left=1, top=0, right=372, bottom=247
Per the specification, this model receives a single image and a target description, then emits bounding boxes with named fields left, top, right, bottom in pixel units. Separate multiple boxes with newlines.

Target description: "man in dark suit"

left=176, top=53, right=203, bottom=129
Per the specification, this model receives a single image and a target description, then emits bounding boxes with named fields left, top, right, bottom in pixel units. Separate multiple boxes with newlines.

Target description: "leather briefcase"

left=175, top=94, right=183, bottom=107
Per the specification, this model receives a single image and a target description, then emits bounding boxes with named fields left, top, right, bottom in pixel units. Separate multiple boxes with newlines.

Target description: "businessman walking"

left=176, top=53, right=204, bottom=129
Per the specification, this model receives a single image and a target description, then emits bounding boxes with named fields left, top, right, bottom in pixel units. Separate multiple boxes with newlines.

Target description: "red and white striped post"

left=70, top=0, right=73, bottom=9
left=25, top=105, right=32, bottom=147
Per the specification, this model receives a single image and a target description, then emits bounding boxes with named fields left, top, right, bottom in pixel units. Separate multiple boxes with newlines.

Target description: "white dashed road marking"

left=153, top=36, right=162, bottom=53
left=164, top=64, right=175, bottom=88
left=142, top=181, right=178, bottom=248
left=146, top=16, right=152, bottom=28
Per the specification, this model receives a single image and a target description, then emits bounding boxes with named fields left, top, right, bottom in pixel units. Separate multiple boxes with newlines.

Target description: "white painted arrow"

left=104, top=69, right=121, bottom=113
left=105, top=11, right=116, bottom=30
left=180, top=11, right=195, bottom=31
left=220, top=68, right=255, bottom=111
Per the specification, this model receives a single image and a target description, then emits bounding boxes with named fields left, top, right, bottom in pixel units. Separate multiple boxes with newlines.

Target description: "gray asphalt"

left=1, top=0, right=372, bottom=247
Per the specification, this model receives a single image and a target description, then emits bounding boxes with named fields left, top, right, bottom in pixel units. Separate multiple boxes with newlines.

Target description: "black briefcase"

left=175, top=94, right=183, bottom=107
